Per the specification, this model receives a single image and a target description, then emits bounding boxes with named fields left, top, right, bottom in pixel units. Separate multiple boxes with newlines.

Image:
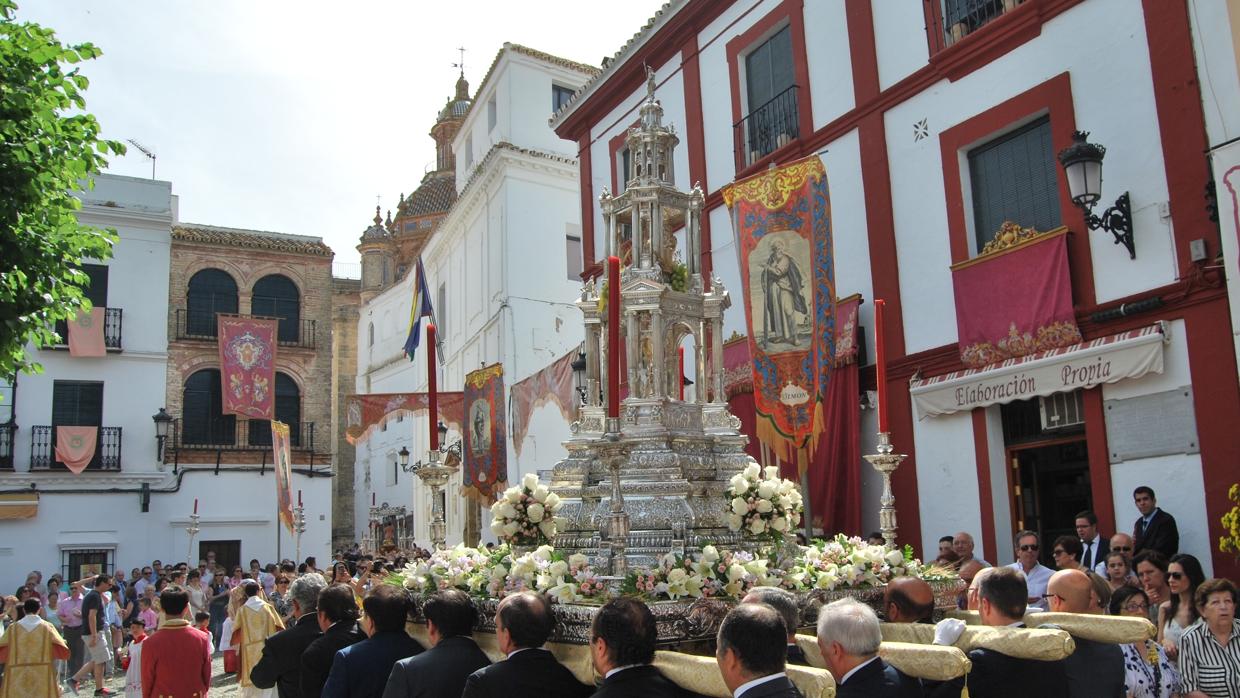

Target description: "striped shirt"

left=1179, top=618, right=1240, bottom=697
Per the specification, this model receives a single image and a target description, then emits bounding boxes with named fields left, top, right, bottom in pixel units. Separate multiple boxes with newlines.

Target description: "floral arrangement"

left=783, top=535, right=928, bottom=591
left=623, top=545, right=774, bottom=600
left=489, top=473, right=562, bottom=546
left=1220, top=483, right=1240, bottom=558
left=726, top=464, right=803, bottom=542
left=394, top=543, right=607, bottom=603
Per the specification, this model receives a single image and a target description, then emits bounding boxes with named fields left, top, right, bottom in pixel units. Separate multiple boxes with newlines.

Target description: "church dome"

left=360, top=206, right=389, bottom=242
left=438, top=74, right=472, bottom=122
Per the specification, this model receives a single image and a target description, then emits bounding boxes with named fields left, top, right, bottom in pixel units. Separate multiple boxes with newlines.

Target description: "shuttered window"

left=968, top=116, right=1061, bottom=252
left=251, top=274, right=300, bottom=343
left=182, top=369, right=234, bottom=445
left=52, top=381, right=103, bottom=426
left=249, top=373, right=301, bottom=447
left=80, top=264, right=109, bottom=307
left=744, top=25, right=794, bottom=115
left=186, top=269, right=238, bottom=336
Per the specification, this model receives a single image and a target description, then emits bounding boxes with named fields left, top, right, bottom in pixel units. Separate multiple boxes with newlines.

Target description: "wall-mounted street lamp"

left=398, top=446, right=411, bottom=470
left=571, top=348, right=588, bottom=405
left=1058, top=130, right=1135, bottom=259
left=152, top=408, right=172, bottom=462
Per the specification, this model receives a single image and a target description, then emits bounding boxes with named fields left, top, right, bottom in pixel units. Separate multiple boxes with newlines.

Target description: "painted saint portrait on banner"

left=749, top=231, right=813, bottom=353
left=469, top=399, right=491, bottom=454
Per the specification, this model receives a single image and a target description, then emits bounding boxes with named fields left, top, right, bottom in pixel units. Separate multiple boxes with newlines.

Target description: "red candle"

left=427, top=323, right=439, bottom=450
left=298, top=490, right=302, bottom=507
left=875, top=299, right=889, bottom=433
left=677, top=346, right=685, bottom=401
left=193, top=498, right=198, bottom=515
left=607, top=256, right=621, bottom=419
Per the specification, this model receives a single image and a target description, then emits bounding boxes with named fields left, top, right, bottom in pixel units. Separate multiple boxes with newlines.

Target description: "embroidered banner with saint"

left=462, top=364, right=507, bottom=501
left=344, top=392, right=465, bottom=445
left=508, top=349, right=577, bottom=456
left=722, top=155, right=836, bottom=463
left=218, top=315, right=278, bottom=419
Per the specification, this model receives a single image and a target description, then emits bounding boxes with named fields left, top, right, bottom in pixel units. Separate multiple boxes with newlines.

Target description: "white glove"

left=933, top=617, right=967, bottom=646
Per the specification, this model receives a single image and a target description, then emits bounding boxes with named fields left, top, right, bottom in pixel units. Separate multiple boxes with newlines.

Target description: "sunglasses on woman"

left=1168, top=571, right=1185, bottom=580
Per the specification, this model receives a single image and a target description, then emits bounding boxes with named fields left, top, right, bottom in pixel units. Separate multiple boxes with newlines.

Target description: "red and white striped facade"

left=552, top=0, right=1240, bottom=577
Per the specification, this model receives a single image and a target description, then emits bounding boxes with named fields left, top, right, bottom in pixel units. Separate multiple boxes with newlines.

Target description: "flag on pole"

left=403, top=257, right=435, bottom=361
left=272, top=420, right=295, bottom=535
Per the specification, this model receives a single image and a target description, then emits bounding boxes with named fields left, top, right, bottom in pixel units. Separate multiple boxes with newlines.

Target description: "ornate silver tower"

left=549, top=70, right=759, bottom=568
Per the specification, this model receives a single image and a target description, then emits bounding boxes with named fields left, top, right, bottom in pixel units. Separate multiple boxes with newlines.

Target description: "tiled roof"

left=464, top=43, right=600, bottom=123
left=548, top=0, right=686, bottom=128
left=172, top=223, right=333, bottom=257
left=397, top=171, right=456, bottom=220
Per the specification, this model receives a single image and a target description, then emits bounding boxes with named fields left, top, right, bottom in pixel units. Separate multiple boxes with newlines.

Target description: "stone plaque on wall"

left=1104, top=386, right=1199, bottom=463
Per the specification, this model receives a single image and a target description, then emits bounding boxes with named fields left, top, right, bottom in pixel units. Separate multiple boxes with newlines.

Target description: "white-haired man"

left=815, top=598, right=919, bottom=697
left=249, top=573, right=326, bottom=697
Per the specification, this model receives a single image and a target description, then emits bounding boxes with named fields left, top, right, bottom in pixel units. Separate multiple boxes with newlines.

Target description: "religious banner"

left=67, top=306, right=106, bottom=357
left=951, top=225, right=1081, bottom=368
left=462, top=363, right=507, bottom=501
left=509, top=349, right=577, bottom=456
left=722, top=154, right=836, bottom=464
left=722, top=335, right=753, bottom=399
left=344, top=392, right=464, bottom=445
left=1211, top=140, right=1240, bottom=382
left=272, top=420, right=295, bottom=535
left=54, top=426, right=96, bottom=474
left=814, top=294, right=862, bottom=535
left=218, top=315, right=278, bottom=419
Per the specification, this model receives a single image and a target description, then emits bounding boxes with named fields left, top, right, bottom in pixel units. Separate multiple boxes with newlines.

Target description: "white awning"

left=910, top=323, right=1168, bottom=419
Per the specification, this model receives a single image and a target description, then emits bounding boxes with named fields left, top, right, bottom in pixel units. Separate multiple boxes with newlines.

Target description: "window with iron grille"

left=738, top=25, right=797, bottom=167
left=967, top=116, right=1061, bottom=252
left=63, top=548, right=114, bottom=582
left=251, top=274, right=301, bottom=343
left=182, top=369, right=235, bottom=445
left=745, top=25, right=794, bottom=117
left=249, top=373, right=301, bottom=447
left=186, top=268, right=238, bottom=336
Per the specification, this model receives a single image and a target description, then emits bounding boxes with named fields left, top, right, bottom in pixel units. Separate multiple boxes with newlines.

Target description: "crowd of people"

left=0, top=484, right=1235, bottom=698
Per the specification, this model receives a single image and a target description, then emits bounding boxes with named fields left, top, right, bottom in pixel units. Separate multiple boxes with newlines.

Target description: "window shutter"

left=52, top=381, right=103, bottom=426
left=968, top=117, right=1061, bottom=251
left=81, top=264, right=109, bottom=308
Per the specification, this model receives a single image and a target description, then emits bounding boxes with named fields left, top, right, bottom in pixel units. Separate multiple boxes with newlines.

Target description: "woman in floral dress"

left=1110, top=585, right=1181, bottom=697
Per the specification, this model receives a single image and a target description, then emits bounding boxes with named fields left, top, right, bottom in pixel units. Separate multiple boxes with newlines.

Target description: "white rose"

left=764, top=465, right=780, bottom=480
left=527, top=503, right=546, bottom=523
left=743, top=463, right=761, bottom=481
left=502, top=521, right=520, bottom=536
left=489, top=520, right=505, bottom=537
left=667, top=568, right=688, bottom=584
left=885, top=549, right=905, bottom=567
left=498, top=502, right=518, bottom=520
left=758, top=480, right=778, bottom=500
left=727, top=513, right=743, bottom=531
left=701, top=545, right=720, bottom=563
left=727, top=564, right=746, bottom=582
left=535, top=573, right=553, bottom=590
left=729, top=474, right=749, bottom=496
left=730, top=497, right=749, bottom=516
left=538, top=519, right=557, bottom=539
left=756, top=498, right=773, bottom=514
left=543, top=492, right=562, bottom=511
left=748, top=518, right=767, bottom=535
left=771, top=516, right=787, bottom=532
left=522, top=473, right=540, bottom=491
left=568, top=553, right=589, bottom=569
left=505, top=487, right=523, bottom=504
left=534, top=545, right=554, bottom=560
left=533, top=485, right=550, bottom=503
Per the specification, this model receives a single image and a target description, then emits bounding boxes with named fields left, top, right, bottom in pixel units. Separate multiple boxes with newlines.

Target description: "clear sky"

left=18, top=0, right=664, bottom=277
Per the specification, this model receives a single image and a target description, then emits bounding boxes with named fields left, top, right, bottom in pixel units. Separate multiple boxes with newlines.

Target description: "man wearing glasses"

left=1005, top=530, right=1053, bottom=611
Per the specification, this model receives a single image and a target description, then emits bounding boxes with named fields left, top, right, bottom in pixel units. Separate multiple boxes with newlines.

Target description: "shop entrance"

left=1001, top=393, right=1090, bottom=568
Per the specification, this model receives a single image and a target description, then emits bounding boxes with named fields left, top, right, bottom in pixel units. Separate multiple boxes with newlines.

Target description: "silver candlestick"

left=862, top=431, right=907, bottom=548
left=186, top=512, right=200, bottom=567
left=293, top=502, right=307, bottom=564
left=596, top=417, right=630, bottom=577
left=414, top=448, right=457, bottom=550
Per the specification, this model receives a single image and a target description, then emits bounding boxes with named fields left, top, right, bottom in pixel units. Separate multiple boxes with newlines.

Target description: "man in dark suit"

left=965, top=566, right=1066, bottom=698
left=1074, top=510, right=1110, bottom=573
left=462, top=591, right=590, bottom=698
left=716, top=604, right=802, bottom=697
left=249, top=572, right=327, bottom=698
left=382, top=588, right=490, bottom=698
left=815, top=597, right=919, bottom=698
left=589, top=597, right=695, bottom=698
left=324, top=583, right=423, bottom=698
left=1131, top=486, right=1179, bottom=558
left=302, top=584, right=366, bottom=698
left=742, top=587, right=807, bottom=666
left=1045, top=569, right=1125, bottom=697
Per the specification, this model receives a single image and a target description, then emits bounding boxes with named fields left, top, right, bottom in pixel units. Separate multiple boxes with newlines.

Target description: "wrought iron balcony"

left=941, top=0, right=1020, bottom=46
left=174, top=309, right=316, bottom=349
left=52, top=308, right=123, bottom=351
left=30, top=426, right=123, bottom=471
left=170, top=418, right=314, bottom=452
left=0, top=423, right=15, bottom=470
left=734, top=85, right=800, bottom=169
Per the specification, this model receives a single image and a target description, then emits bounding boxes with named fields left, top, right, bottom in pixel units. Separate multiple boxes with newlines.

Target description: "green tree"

left=0, top=0, right=124, bottom=377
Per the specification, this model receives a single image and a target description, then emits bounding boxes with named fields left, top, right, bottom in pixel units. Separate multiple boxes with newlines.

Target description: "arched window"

left=186, top=269, right=238, bottom=337
left=251, top=274, right=300, bottom=343
left=248, top=373, right=302, bottom=447
left=182, top=369, right=235, bottom=445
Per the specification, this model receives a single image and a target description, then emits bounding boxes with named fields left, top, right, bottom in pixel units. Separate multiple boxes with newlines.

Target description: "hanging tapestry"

left=951, top=225, right=1081, bottom=368
left=218, top=315, right=278, bottom=419
left=272, top=420, right=295, bottom=535
left=462, top=364, right=507, bottom=501
left=722, top=154, right=836, bottom=464
left=344, top=392, right=464, bottom=445
left=509, top=349, right=577, bottom=456
left=67, top=307, right=106, bottom=357
left=55, top=426, right=97, bottom=474
left=812, top=294, right=862, bottom=536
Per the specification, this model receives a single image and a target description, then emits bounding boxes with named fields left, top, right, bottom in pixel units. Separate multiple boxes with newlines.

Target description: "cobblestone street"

left=61, top=653, right=241, bottom=697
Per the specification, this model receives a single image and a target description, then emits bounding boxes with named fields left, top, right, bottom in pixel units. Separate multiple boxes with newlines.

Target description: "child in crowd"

left=121, top=617, right=147, bottom=698
left=193, top=611, right=213, bottom=648
left=137, top=597, right=158, bottom=633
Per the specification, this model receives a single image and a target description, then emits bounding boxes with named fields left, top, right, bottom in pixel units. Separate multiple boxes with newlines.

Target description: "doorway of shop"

left=1001, top=393, right=1090, bottom=568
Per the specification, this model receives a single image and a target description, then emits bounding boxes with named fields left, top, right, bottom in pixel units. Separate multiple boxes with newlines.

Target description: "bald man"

left=883, top=577, right=935, bottom=624
left=1045, top=570, right=1124, bottom=698
left=964, top=564, right=994, bottom=611
left=957, top=560, right=986, bottom=610
left=951, top=532, right=990, bottom=567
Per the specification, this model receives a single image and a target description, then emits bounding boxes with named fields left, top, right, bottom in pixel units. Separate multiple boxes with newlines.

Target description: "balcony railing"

left=174, top=309, right=316, bottom=349
left=52, top=307, right=123, bottom=350
left=941, top=0, right=1020, bottom=46
left=0, top=423, right=15, bottom=470
left=170, top=418, right=314, bottom=452
left=734, top=85, right=800, bottom=169
left=30, top=426, right=122, bottom=471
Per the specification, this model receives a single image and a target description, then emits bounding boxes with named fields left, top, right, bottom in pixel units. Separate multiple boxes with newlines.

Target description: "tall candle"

left=677, top=346, right=685, bottom=401
left=193, top=498, right=198, bottom=515
left=372, top=492, right=376, bottom=506
left=607, top=256, right=621, bottom=419
left=875, top=299, right=889, bottom=433
left=427, top=323, right=439, bottom=450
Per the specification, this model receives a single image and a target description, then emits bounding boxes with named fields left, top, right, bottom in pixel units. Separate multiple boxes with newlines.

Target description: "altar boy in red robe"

left=141, top=586, right=212, bottom=698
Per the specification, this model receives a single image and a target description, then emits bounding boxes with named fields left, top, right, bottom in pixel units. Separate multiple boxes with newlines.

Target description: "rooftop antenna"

left=452, top=46, right=466, bottom=76
left=126, top=139, right=156, bottom=179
